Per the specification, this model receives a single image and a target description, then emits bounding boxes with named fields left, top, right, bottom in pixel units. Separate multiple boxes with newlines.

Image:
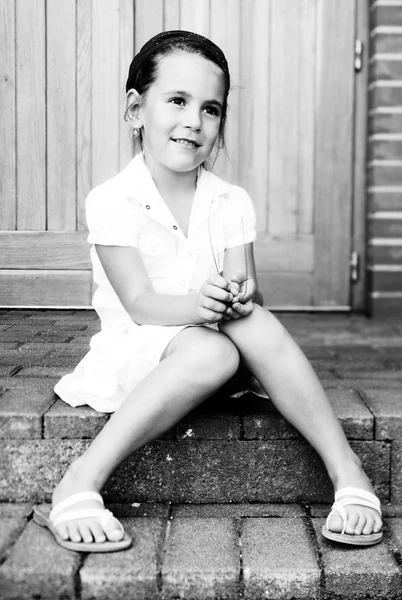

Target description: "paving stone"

left=15, top=366, right=69, bottom=378
left=244, top=390, right=373, bottom=441
left=0, top=439, right=391, bottom=504
left=80, top=517, right=164, bottom=600
left=0, top=376, right=59, bottom=389
left=0, top=386, right=56, bottom=438
left=172, top=503, right=305, bottom=518
left=323, top=378, right=402, bottom=390
left=0, top=343, right=53, bottom=366
left=0, top=503, right=33, bottom=518
left=313, top=518, right=401, bottom=599
left=162, top=517, right=239, bottom=599
left=335, top=369, right=402, bottom=381
left=386, top=518, right=402, bottom=557
left=177, top=413, right=241, bottom=440
left=0, top=366, right=20, bottom=377
left=44, top=400, right=109, bottom=439
left=45, top=343, right=89, bottom=359
left=108, top=502, right=170, bottom=518
left=242, top=517, right=320, bottom=600
left=0, top=518, right=26, bottom=562
left=391, top=441, right=402, bottom=503
left=0, top=520, right=81, bottom=600
left=360, top=390, right=402, bottom=440
left=310, top=502, right=402, bottom=519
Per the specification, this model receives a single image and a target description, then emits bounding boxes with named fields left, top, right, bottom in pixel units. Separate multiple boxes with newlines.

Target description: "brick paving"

left=0, top=309, right=402, bottom=598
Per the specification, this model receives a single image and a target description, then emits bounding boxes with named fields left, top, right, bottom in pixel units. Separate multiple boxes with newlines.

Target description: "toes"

left=105, top=517, right=124, bottom=542
left=362, top=515, right=375, bottom=536
left=56, top=524, right=69, bottom=540
left=328, top=514, right=343, bottom=533
left=78, top=523, right=94, bottom=544
left=354, top=514, right=366, bottom=536
left=373, top=515, right=383, bottom=533
left=67, top=523, right=82, bottom=543
left=345, top=513, right=359, bottom=535
left=90, top=521, right=107, bottom=543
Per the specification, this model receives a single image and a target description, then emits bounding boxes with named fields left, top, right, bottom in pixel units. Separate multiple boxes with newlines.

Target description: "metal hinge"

left=355, top=39, right=363, bottom=72
left=350, top=251, right=360, bottom=283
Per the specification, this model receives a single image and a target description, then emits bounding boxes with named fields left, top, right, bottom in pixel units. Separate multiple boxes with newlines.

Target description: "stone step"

left=1, top=502, right=402, bottom=600
left=1, top=377, right=402, bottom=504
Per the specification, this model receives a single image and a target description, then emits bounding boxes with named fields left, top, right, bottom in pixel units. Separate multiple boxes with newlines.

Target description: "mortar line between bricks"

left=0, top=512, right=33, bottom=568
left=236, top=517, right=245, bottom=599
left=303, top=504, right=327, bottom=599
left=74, top=554, right=87, bottom=600
left=41, top=396, right=59, bottom=439
left=356, top=389, right=378, bottom=440
left=156, top=501, right=173, bottom=597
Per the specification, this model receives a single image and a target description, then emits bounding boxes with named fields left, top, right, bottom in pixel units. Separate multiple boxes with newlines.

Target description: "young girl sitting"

left=34, top=30, right=382, bottom=552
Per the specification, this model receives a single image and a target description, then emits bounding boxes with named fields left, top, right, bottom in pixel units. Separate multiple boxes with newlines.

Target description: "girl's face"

left=137, top=51, right=225, bottom=176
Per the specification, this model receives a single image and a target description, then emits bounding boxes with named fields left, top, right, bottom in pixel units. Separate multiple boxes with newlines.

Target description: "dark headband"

left=126, top=30, right=230, bottom=93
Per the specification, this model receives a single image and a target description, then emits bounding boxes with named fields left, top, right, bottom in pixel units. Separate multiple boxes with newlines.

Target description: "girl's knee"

left=221, top=305, right=288, bottom=354
left=181, top=330, right=240, bottom=383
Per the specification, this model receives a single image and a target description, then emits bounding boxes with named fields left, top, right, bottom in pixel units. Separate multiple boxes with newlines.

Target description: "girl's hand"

left=195, top=274, right=233, bottom=324
left=223, top=272, right=256, bottom=320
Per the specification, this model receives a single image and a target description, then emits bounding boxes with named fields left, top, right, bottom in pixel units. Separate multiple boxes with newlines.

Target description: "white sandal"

left=322, top=487, right=383, bottom=546
left=33, top=491, right=132, bottom=552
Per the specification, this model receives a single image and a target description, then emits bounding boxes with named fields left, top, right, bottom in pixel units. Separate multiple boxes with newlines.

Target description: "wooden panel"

left=134, top=0, right=163, bottom=52
left=352, top=0, right=370, bottom=310
left=47, top=0, right=76, bottom=230
left=258, top=273, right=313, bottom=307
left=180, top=0, right=210, bottom=35
left=0, top=0, right=16, bottom=230
left=269, top=0, right=299, bottom=234
left=164, top=0, right=180, bottom=30
left=210, top=0, right=241, bottom=184
left=254, top=235, right=313, bottom=272
left=0, top=232, right=90, bottom=269
left=239, top=0, right=270, bottom=232
left=313, top=0, right=355, bottom=306
left=77, top=0, right=93, bottom=230
left=16, top=0, right=46, bottom=230
left=268, top=0, right=316, bottom=235
left=92, top=0, right=120, bottom=187
left=296, top=0, right=316, bottom=235
left=120, top=0, right=135, bottom=170
left=0, top=271, right=92, bottom=307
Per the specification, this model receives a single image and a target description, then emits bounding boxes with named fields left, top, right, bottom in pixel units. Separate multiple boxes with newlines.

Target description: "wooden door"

left=0, top=0, right=356, bottom=309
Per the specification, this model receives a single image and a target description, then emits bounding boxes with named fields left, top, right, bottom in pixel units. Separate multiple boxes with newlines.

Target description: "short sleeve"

left=86, top=187, right=140, bottom=247
left=224, top=186, right=257, bottom=248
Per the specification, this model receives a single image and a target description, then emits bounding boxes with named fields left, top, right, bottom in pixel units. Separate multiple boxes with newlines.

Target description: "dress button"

left=173, top=225, right=178, bottom=230
left=187, top=251, right=192, bottom=257
left=145, top=205, right=150, bottom=210
left=152, top=245, right=158, bottom=252
left=179, top=280, right=186, bottom=286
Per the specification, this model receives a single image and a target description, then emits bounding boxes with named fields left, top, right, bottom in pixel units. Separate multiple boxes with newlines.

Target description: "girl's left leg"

left=219, top=305, right=382, bottom=537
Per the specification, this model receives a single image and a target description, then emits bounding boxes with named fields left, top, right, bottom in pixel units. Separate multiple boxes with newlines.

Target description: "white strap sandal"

left=33, top=491, right=132, bottom=553
left=322, top=487, right=383, bottom=546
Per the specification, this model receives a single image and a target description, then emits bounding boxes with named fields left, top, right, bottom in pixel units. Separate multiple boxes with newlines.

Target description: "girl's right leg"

left=52, top=326, right=239, bottom=545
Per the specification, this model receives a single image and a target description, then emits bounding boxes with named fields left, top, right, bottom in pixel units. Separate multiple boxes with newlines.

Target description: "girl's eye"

left=204, top=106, right=220, bottom=117
left=169, top=97, right=185, bottom=106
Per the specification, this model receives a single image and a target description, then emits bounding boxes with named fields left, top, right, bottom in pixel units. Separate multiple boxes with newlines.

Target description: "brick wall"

left=368, top=1, right=402, bottom=316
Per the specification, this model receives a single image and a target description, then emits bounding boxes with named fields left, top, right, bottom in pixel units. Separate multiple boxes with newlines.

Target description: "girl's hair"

left=125, top=30, right=230, bottom=149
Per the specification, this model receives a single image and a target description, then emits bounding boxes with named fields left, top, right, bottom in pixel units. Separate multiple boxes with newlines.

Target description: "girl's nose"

left=183, top=108, right=202, bottom=131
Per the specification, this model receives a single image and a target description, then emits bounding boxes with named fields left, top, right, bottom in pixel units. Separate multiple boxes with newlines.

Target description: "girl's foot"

left=327, top=460, right=383, bottom=536
left=52, top=463, right=124, bottom=544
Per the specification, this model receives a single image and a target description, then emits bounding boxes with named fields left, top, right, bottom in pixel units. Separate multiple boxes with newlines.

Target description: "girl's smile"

left=137, top=51, right=225, bottom=178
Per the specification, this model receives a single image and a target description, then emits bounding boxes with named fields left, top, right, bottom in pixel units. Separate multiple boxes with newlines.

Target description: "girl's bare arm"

left=222, top=243, right=264, bottom=308
left=95, top=244, right=233, bottom=326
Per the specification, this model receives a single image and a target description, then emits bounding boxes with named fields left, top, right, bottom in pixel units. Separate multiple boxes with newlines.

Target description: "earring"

left=133, top=128, right=140, bottom=137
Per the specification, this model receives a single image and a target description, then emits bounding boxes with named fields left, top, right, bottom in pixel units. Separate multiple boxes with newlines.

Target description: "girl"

left=34, top=30, right=382, bottom=552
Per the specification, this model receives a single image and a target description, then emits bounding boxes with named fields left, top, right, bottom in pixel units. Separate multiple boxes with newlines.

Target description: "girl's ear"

left=125, top=89, right=143, bottom=129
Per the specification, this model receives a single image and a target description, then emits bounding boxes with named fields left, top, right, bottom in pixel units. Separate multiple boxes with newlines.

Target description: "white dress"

left=54, top=154, right=257, bottom=413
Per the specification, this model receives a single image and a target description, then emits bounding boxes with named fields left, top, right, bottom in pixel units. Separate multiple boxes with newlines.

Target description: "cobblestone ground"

left=1, top=309, right=402, bottom=599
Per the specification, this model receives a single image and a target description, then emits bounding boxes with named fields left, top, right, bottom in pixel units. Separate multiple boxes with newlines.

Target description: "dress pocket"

left=138, top=232, right=177, bottom=278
